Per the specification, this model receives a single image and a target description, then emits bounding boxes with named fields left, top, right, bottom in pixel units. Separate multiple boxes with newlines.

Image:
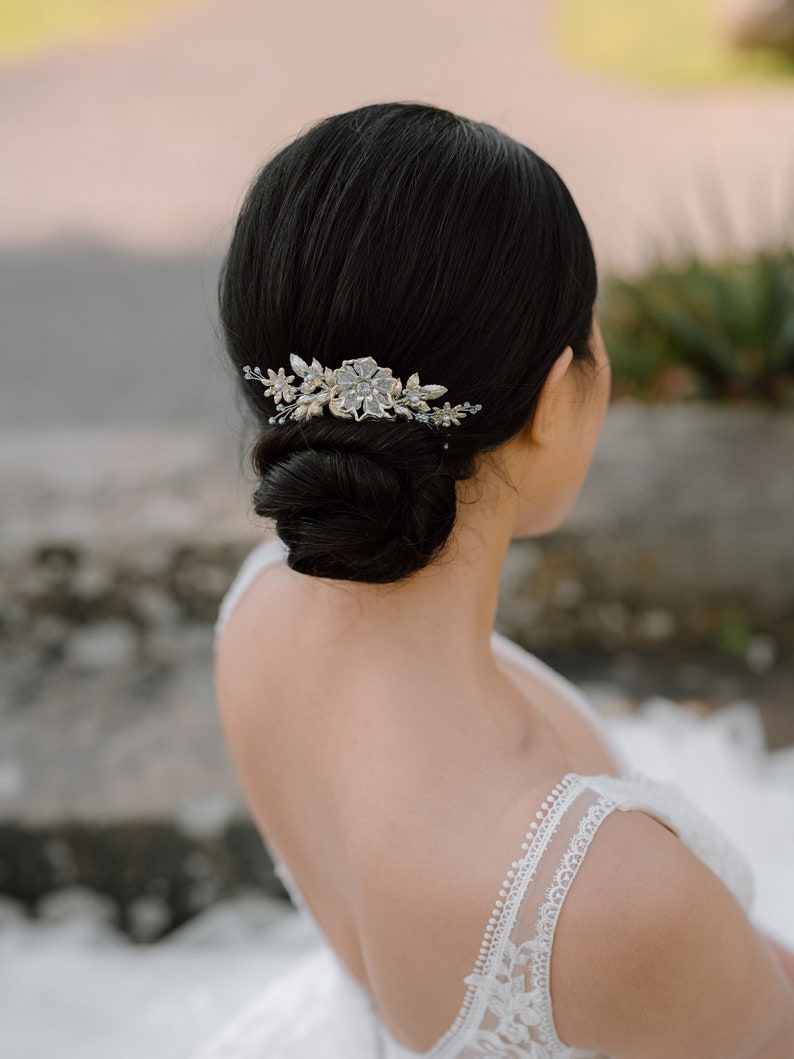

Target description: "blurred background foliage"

left=555, top=0, right=794, bottom=87
left=602, top=240, right=794, bottom=405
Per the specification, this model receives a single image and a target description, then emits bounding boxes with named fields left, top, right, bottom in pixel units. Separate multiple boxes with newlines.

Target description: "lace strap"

left=427, top=775, right=615, bottom=1058
left=436, top=771, right=755, bottom=1058
left=271, top=849, right=312, bottom=916
left=525, top=790, right=618, bottom=1054
left=422, top=777, right=620, bottom=1058
left=213, top=535, right=288, bottom=650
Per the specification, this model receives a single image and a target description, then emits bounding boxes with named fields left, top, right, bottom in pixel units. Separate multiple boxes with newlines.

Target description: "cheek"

left=593, top=357, right=612, bottom=423
left=574, top=369, right=610, bottom=470
left=513, top=465, right=586, bottom=537
left=531, top=423, right=598, bottom=530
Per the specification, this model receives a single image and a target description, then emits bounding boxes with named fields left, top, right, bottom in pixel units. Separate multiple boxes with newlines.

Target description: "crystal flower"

left=329, top=357, right=397, bottom=421
left=242, top=365, right=298, bottom=404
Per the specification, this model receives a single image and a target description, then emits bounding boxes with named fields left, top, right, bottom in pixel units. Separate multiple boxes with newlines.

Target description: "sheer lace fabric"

left=208, top=537, right=757, bottom=1059
left=400, top=771, right=754, bottom=1059
left=421, top=777, right=611, bottom=1059
left=296, top=770, right=752, bottom=1059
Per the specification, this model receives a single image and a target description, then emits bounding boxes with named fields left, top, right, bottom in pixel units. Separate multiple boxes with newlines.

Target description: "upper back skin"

left=214, top=551, right=624, bottom=1053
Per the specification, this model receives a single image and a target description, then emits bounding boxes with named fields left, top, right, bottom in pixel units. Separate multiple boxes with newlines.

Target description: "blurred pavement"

left=2, top=0, right=794, bottom=429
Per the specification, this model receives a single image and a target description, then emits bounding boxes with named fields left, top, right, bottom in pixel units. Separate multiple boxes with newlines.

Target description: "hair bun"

left=250, top=423, right=459, bottom=583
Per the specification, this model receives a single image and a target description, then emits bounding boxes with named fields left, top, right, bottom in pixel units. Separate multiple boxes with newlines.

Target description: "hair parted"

left=218, top=101, right=597, bottom=584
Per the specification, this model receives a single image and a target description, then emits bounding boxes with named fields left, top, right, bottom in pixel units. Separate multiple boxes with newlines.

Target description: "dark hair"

left=218, top=101, right=597, bottom=584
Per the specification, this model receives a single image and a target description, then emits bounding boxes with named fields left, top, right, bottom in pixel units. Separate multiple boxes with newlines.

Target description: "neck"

left=280, top=495, right=524, bottom=735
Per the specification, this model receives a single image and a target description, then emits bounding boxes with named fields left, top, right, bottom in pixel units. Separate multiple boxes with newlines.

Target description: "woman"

left=205, top=102, right=794, bottom=1057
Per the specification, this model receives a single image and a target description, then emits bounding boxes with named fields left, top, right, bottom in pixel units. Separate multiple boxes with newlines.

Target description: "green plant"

left=713, top=607, right=755, bottom=656
left=602, top=241, right=794, bottom=405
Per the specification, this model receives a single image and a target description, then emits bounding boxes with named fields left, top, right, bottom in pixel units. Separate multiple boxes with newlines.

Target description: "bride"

left=203, top=101, right=794, bottom=1057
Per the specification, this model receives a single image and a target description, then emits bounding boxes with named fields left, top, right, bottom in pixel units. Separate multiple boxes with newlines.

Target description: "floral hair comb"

left=242, top=355, right=482, bottom=435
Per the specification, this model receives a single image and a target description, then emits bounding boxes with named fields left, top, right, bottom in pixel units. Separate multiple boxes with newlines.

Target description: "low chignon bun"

left=250, top=421, right=468, bottom=583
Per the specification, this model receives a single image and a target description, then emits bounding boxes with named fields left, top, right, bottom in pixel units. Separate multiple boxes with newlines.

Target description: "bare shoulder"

left=551, top=808, right=794, bottom=1058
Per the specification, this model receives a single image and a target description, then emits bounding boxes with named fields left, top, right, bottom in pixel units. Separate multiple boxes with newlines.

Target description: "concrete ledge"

left=2, top=406, right=791, bottom=659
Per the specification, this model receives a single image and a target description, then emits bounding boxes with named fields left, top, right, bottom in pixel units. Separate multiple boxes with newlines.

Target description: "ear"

left=530, top=346, right=574, bottom=445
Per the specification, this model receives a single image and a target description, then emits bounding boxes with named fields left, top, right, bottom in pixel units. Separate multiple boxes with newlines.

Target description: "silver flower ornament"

left=242, top=354, right=482, bottom=429
left=243, top=365, right=299, bottom=404
left=330, top=356, right=399, bottom=421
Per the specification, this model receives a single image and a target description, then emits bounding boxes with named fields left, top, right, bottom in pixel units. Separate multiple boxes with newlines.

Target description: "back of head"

left=218, top=101, right=597, bottom=584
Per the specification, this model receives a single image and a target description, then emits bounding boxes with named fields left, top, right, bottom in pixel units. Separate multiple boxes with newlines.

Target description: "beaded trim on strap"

left=425, top=774, right=584, bottom=1058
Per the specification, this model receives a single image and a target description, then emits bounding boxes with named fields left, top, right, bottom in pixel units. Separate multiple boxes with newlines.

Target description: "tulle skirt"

left=188, top=698, right=794, bottom=1059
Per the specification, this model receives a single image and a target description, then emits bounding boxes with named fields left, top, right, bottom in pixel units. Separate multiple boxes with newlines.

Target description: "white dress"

left=193, top=535, right=794, bottom=1059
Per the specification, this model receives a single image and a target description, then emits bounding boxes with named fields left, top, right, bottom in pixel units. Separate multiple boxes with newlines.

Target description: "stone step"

left=2, top=415, right=792, bottom=922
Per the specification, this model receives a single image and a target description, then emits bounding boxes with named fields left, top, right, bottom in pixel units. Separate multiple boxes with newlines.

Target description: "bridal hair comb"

left=242, top=355, right=482, bottom=450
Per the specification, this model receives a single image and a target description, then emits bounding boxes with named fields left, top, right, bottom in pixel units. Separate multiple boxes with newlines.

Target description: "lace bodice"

left=213, top=535, right=756, bottom=1059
